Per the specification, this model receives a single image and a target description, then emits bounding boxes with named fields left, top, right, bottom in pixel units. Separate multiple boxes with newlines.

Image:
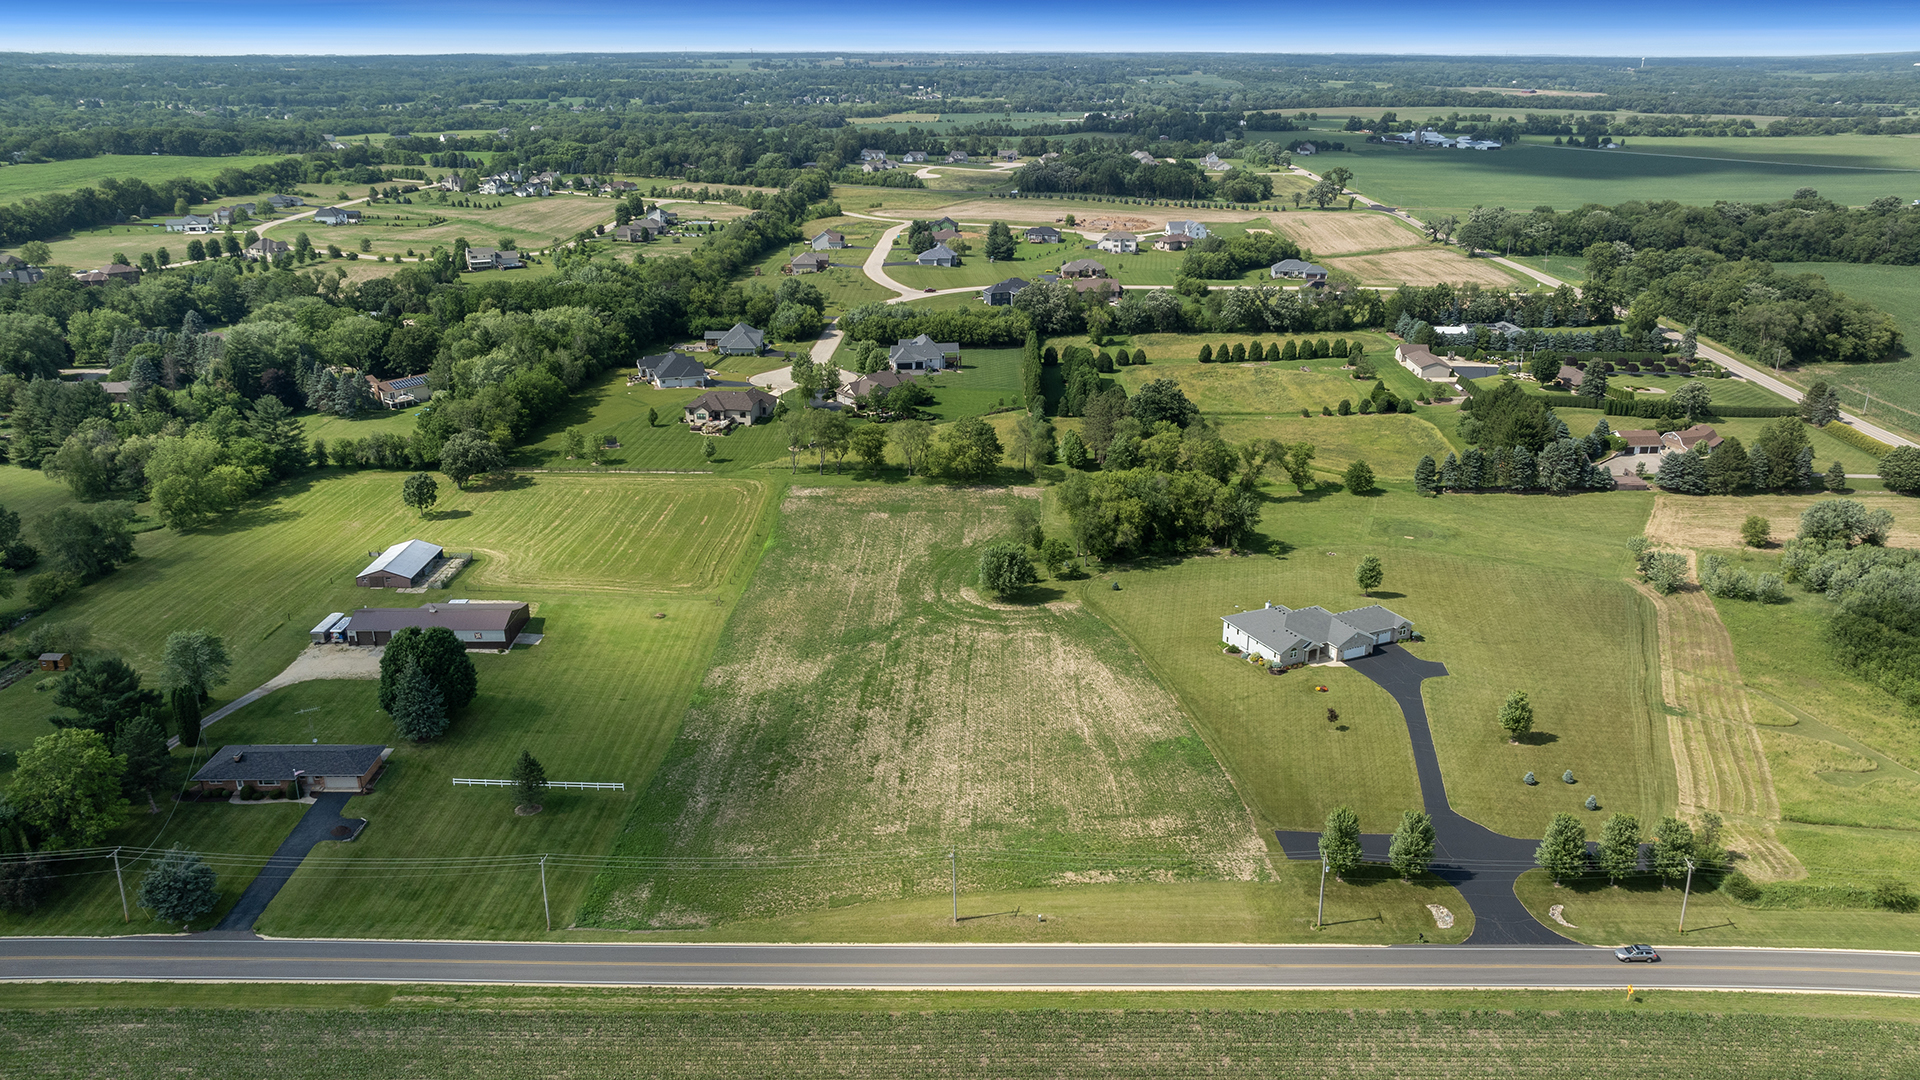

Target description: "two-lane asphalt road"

left=3, top=938, right=1916, bottom=994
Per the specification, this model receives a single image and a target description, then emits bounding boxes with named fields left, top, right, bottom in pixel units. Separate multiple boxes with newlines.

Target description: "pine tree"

left=1598, top=813, right=1643, bottom=886
left=1748, top=444, right=1772, bottom=491
left=1281, top=340, right=1298, bottom=362
left=1793, top=445, right=1816, bottom=490
left=1388, top=810, right=1435, bottom=881
left=170, top=686, right=201, bottom=748
left=137, top=844, right=218, bottom=929
left=1413, top=454, right=1438, bottom=495
left=113, top=713, right=168, bottom=803
left=1508, top=446, right=1536, bottom=490
left=512, top=750, right=548, bottom=809
left=1318, top=805, right=1363, bottom=881
left=390, top=659, right=449, bottom=742
left=1459, top=446, right=1486, bottom=490
left=1535, top=812, right=1589, bottom=885
left=1439, top=451, right=1460, bottom=490
left=1498, top=690, right=1534, bottom=742
left=1655, top=448, right=1708, bottom=495
left=1825, top=460, right=1848, bottom=492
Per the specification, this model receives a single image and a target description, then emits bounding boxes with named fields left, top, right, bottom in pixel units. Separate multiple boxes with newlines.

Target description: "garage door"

left=1375, top=630, right=1395, bottom=644
left=1342, top=645, right=1369, bottom=660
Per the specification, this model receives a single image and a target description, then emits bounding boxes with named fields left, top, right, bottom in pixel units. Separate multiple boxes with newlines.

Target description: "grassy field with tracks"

left=577, top=485, right=1278, bottom=932
left=7, top=984, right=1918, bottom=1078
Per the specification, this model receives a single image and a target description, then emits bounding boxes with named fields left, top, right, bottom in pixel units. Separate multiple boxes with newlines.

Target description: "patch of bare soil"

left=1324, top=248, right=1520, bottom=287
left=263, top=645, right=382, bottom=689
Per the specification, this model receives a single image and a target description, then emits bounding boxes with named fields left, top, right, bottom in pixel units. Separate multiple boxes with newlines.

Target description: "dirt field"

left=1269, top=211, right=1426, bottom=255
left=581, top=487, right=1269, bottom=929
left=1645, top=493, right=1920, bottom=550
left=1325, top=248, right=1523, bottom=287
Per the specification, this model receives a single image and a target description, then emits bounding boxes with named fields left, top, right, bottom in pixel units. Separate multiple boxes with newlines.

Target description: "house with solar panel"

left=355, top=540, right=444, bottom=589
left=1220, top=601, right=1412, bottom=666
left=367, top=374, right=429, bottom=409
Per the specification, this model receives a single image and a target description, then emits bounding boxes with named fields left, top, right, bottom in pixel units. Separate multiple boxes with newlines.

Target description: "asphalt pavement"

left=2, top=937, right=1916, bottom=993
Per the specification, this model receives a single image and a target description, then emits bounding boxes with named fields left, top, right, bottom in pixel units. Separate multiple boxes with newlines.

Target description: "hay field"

left=353, top=196, right=618, bottom=254
left=579, top=486, right=1269, bottom=929
left=932, top=198, right=1279, bottom=225
left=1269, top=211, right=1426, bottom=255
left=1325, top=248, right=1524, bottom=287
left=1644, top=493, right=1919, bottom=550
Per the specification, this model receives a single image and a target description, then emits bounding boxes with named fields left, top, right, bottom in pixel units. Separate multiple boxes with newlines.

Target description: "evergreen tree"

left=1748, top=444, right=1773, bottom=491
left=1704, top=437, right=1749, bottom=495
left=1793, top=445, right=1817, bottom=490
left=1459, top=446, right=1485, bottom=490
left=137, top=844, right=219, bottom=929
left=1577, top=364, right=1609, bottom=400
left=984, top=220, right=1016, bottom=262
left=1825, top=460, right=1848, bottom=493
left=1197, top=344, right=1213, bottom=364
left=1678, top=326, right=1699, bottom=361
left=1535, top=812, right=1590, bottom=885
left=378, top=626, right=478, bottom=715
left=1651, top=816, right=1694, bottom=885
left=1388, top=810, right=1435, bottom=881
left=1439, top=451, right=1460, bottom=490
left=1280, top=340, right=1298, bottom=362
left=171, top=685, right=201, bottom=748
left=1413, top=454, right=1438, bottom=495
left=1536, top=438, right=1584, bottom=492
left=1798, top=381, right=1841, bottom=427
left=1508, top=446, right=1536, bottom=490
left=113, top=712, right=168, bottom=802
left=1655, top=448, right=1708, bottom=495
left=390, top=659, right=449, bottom=741
left=1585, top=416, right=1613, bottom=461
left=1318, top=805, right=1363, bottom=881
left=1498, top=690, right=1534, bottom=742
left=512, top=750, right=548, bottom=808
left=1598, top=813, right=1643, bottom=886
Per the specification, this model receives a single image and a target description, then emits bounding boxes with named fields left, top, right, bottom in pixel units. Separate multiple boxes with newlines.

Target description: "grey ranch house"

left=1220, top=602, right=1413, bottom=666
left=190, top=744, right=390, bottom=797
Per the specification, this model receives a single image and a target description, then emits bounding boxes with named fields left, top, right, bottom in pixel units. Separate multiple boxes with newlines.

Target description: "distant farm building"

left=356, top=540, right=444, bottom=588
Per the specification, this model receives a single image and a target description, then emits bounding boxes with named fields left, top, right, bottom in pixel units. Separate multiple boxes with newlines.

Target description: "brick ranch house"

left=190, top=744, right=391, bottom=797
left=338, top=601, right=531, bottom=649
left=1221, top=602, right=1413, bottom=666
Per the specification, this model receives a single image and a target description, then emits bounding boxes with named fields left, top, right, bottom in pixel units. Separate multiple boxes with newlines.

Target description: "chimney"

left=1265, top=601, right=1272, bottom=609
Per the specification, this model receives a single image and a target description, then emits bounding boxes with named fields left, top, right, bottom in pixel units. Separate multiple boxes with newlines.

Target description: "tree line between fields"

left=0, top=619, right=498, bottom=924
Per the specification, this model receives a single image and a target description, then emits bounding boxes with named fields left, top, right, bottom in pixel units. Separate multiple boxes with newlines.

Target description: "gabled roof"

left=192, top=745, right=387, bottom=783
left=982, top=277, right=1029, bottom=296
left=641, top=351, right=706, bottom=382
left=1557, top=365, right=1585, bottom=387
left=1060, top=258, right=1108, bottom=276
left=387, top=375, right=429, bottom=392
left=357, top=539, right=442, bottom=582
left=918, top=243, right=958, bottom=263
left=890, top=334, right=959, bottom=366
left=1220, top=607, right=1307, bottom=654
left=348, top=601, right=527, bottom=634
left=1024, top=225, right=1061, bottom=238
left=686, top=388, right=777, bottom=413
left=1334, top=605, right=1410, bottom=634
left=844, top=370, right=921, bottom=398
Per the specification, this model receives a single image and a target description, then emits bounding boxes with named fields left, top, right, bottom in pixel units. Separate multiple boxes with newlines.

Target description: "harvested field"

left=579, top=487, right=1268, bottom=929
left=1325, top=248, right=1523, bottom=287
left=931, top=198, right=1276, bottom=225
left=1645, top=493, right=1919, bottom=551
left=1632, top=578, right=1800, bottom=882
left=1269, top=211, right=1425, bottom=255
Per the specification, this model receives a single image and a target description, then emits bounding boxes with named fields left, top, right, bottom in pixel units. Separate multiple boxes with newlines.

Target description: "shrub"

left=0, top=859, right=54, bottom=913
left=1523, top=772, right=1536, bottom=785
left=1563, top=769, right=1575, bottom=784
left=1872, top=880, right=1919, bottom=913
left=1740, top=514, right=1771, bottom=548
left=1585, top=795, right=1599, bottom=811
left=1224, top=644, right=1241, bottom=655
left=1880, top=445, right=1920, bottom=494
left=1825, top=422, right=1893, bottom=459
left=25, top=571, right=81, bottom=610
left=1722, top=871, right=1762, bottom=902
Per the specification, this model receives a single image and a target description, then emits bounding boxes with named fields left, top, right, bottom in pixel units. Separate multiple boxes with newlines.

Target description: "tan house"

left=684, top=388, right=777, bottom=426
left=1396, top=344, right=1453, bottom=382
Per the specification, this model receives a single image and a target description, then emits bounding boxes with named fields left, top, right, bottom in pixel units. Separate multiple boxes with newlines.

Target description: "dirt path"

left=1631, top=576, right=1801, bottom=882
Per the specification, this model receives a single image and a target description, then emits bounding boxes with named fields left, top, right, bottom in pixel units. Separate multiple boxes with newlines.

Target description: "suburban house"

left=945, top=151, right=969, bottom=163
left=1154, top=234, right=1192, bottom=251
left=246, top=237, right=291, bottom=260
left=1166, top=220, right=1209, bottom=239
left=930, top=217, right=959, bottom=232
left=1617, top=430, right=1667, bottom=460
left=1, top=256, right=45, bottom=284
left=1060, top=258, right=1109, bottom=279
left=811, top=230, right=847, bottom=250
left=1295, top=142, right=1318, bottom=156
left=464, top=247, right=523, bottom=271
left=1097, top=231, right=1139, bottom=254
left=74, top=264, right=142, bottom=286
left=931, top=228, right=961, bottom=243
left=612, top=223, right=657, bottom=242
left=1202, top=152, right=1230, bottom=171
left=889, top=334, right=959, bottom=372
left=355, top=539, right=444, bottom=588
left=861, top=160, right=896, bottom=174
left=917, top=243, right=959, bottom=267
left=599, top=180, right=636, bottom=194
left=366, top=374, right=428, bottom=408
left=636, top=351, right=710, bottom=389
left=902, top=151, right=929, bottom=163
left=1130, top=149, right=1158, bottom=164
left=704, top=323, right=766, bottom=355
left=1396, top=344, right=1456, bottom=382
left=837, top=369, right=922, bottom=408
left=860, top=148, right=890, bottom=162
left=1024, top=226, right=1062, bottom=243
left=1270, top=258, right=1328, bottom=284
left=1664, top=423, right=1724, bottom=454
left=787, top=252, right=833, bottom=274
left=442, top=174, right=467, bottom=192
left=164, top=214, right=216, bottom=233
left=644, top=207, right=678, bottom=227
left=981, top=277, right=1030, bottom=306
left=211, top=204, right=255, bottom=226
left=1556, top=365, right=1585, bottom=390
left=267, top=194, right=305, bottom=209
left=340, top=601, right=531, bottom=649
left=998, top=149, right=1020, bottom=161
left=189, top=744, right=390, bottom=798
left=684, top=388, right=777, bottom=426
left=1221, top=601, right=1413, bottom=666
left=314, top=207, right=361, bottom=226
left=100, top=381, right=133, bottom=403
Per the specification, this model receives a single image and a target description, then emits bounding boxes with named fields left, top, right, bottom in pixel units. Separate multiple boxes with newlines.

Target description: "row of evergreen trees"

left=1414, top=437, right=1614, bottom=496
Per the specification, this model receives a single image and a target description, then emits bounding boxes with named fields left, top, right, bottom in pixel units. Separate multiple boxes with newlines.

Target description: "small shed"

left=38, top=652, right=72, bottom=672
left=356, top=540, right=444, bottom=588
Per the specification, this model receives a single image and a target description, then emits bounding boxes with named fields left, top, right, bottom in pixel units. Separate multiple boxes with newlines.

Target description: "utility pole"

left=1677, top=857, right=1695, bottom=933
left=1316, top=860, right=1328, bottom=929
left=112, top=848, right=128, bottom=923
left=949, top=850, right=958, bottom=924
left=540, top=855, right=551, bottom=932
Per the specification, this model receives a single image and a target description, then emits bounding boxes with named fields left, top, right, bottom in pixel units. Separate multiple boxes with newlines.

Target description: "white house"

left=636, top=351, right=710, bottom=389
left=917, top=243, right=959, bottom=267
left=1097, top=231, right=1138, bottom=254
left=888, top=334, right=958, bottom=372
left=1221, top=602, right=1412, bottom=666
left=1165, top=220, right=1209, bottom=239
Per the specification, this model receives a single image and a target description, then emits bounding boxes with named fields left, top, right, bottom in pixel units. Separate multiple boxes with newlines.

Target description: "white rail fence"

left=452, top=778, right=626, bottom=791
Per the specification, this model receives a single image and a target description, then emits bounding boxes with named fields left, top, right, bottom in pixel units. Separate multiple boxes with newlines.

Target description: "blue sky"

left=9, top=2, right=1920, bottom=55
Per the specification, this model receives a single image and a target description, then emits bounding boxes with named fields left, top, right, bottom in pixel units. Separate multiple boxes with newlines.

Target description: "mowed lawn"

left=1080, top=486, right=1670, bottom=839
left=0, top=154, right=289, bottom=204
left=578, top=486, right=1273, bottom=931
left=0, top=471, right=777, bottom=938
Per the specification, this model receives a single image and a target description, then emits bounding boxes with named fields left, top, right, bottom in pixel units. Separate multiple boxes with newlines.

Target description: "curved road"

left=2, top=937, right=1916, bottom=993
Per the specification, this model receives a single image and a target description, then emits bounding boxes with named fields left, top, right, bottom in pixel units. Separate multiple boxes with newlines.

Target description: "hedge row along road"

left=3, top=939, right=1918, bottom=994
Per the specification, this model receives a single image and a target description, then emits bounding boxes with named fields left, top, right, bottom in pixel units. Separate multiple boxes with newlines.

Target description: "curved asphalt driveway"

left=3, top=938, right=1917, bottom=993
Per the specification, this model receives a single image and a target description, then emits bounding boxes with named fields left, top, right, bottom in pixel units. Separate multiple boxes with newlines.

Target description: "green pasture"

left=1775, top=262, right=1920, bottom=441
left=0, top=154, right=286, bottom=204
left=1210, top=414, right=1458, bottom=481
left=518, top=370, right=791, bottom=472
left=344, top=196, right=619, bottom=256
left=1334, top=135, right=1920, bottom=222
left=1505, top=254, right=1587, bottom=284
left=1081, top=486, right=1668, bottom=838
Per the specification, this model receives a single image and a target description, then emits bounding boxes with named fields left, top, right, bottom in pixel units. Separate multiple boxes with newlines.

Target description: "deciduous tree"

left=1318, top=805, right=1363, bottom=881
left=1498, top=690, right=1533, bottom=742
left=162, top=629, right=231, bottom=705
left=378, top=626, right=478, bottom=716
left=439, top=431, right=504, bottom=489
left=1598, top=813, right=1643, bottom=886
left=977, top=541, right=1037, bottom=599
left=1535, top=812, right=1589, bottom=885
left=137, top=844, right=219, bottom=929
left=9, top=728, right=127, bottom=849
left=1651, top=815, right=1695, bottom=885
left=402, top=472, right=439, bottom=517
left=1342, top=459, right=1376, bottom=495
left=1388, top=809, right=1435, bottom=881
left=1354, top=555, right=1384, bottom=597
